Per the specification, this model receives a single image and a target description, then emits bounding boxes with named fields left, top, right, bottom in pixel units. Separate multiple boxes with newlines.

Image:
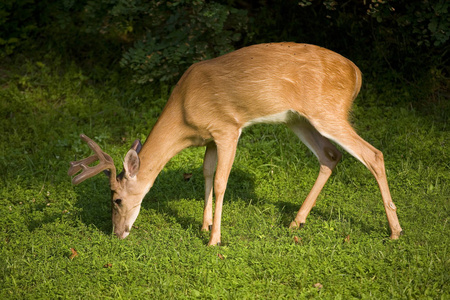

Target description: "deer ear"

left=124, top=149, right=140, bottom=178
left=131, top=139, right=142, bottom=154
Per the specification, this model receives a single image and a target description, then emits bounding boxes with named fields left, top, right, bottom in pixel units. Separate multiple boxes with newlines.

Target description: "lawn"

left=1, top=55, right=448, bottom=299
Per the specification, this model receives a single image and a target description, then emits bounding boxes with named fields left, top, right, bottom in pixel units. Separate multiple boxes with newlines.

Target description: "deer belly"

left=243, top=109, right=301, bottom=128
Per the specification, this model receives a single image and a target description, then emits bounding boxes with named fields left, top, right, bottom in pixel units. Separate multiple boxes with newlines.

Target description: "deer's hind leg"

left=287, top=119, right=342, bottom=228
left=309, top=119, right=403, bottom=239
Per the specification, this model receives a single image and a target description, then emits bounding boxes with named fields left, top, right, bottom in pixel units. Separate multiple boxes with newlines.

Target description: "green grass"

left=1, top=56, right=449, bottom=299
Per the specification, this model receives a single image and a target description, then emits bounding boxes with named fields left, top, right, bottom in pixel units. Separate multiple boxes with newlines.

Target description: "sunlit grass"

left=0, top=56, right=448, bottom=298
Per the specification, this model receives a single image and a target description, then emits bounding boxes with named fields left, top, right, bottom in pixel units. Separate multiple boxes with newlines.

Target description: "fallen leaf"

left=104, top=263, right=112, bottom=268
left=183, top=173, right=193, bottom=181
left=344, top=234, right=350, bottom=243
left=217, top=253, right=224, bottom=260
left=69, top=248, right=78, bottom=260
left=313, top=282, right=323, bottom=290
left=294, top=236, right=302, bottom=244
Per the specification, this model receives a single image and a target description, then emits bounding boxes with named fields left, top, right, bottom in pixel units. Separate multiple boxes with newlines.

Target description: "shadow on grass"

left=141, top=166, right=259, bottom=233
left=73, top=179, right=114, bottom=234
left=274, top=197, right=389, bottom=237
left=26, top=202, right=68, bottom=233
left=71, top=164, right=388, bottom=241
left=71, top=166, right=261, bottom=239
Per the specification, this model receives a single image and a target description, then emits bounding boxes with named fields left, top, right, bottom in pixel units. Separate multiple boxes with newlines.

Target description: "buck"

left=68, top=42, right=403, bottom=245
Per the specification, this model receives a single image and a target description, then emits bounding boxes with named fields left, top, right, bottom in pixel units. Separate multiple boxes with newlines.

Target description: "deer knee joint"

left=366, top=149, right=385, bottom=178
left=214, top=180, right=227, bottom=195
left=375, top=150, right=384, bottom=163
left=388, top=202, right=397, bottom=211
left=324, top=146, right=341, bottom=163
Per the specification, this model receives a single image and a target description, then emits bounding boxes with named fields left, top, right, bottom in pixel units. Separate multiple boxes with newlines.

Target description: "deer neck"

left=134, top=106, right=193, bottom=193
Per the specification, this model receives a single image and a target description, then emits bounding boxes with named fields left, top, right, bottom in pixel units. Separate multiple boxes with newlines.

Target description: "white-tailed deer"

left=68, top=43, right=403, bottom=245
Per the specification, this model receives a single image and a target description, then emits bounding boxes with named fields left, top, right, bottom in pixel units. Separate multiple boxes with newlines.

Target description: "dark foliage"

left=1, top=0, right=448, bottom=100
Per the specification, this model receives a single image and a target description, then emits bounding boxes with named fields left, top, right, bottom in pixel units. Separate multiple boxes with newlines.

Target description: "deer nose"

left=114, top=226, right=130, bottom=239
left=116, top=230, right=129, bottom=239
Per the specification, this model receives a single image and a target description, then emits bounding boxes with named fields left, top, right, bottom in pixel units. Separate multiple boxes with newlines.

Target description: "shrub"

left=83, top=1, right=248, bottom=83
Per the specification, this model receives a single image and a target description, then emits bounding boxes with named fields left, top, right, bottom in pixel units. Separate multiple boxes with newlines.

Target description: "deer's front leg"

left=208, top=133, right=239, bottom=246
left=202, top=142, right=217, bottom=231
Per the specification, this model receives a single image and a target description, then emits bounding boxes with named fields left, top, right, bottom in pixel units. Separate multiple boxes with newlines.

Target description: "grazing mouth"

left=114, top=226, right=130, bottom=239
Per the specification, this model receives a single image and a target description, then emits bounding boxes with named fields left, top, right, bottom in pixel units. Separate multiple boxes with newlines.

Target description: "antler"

left=68, top=134, right=118, bottom=189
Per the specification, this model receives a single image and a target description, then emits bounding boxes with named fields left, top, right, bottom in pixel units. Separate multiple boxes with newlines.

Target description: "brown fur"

left=71, top=43, right=402, bottom=244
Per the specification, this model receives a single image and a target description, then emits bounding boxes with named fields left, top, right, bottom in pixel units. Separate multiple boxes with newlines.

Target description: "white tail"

left=69, top=42, right=403, bottom=244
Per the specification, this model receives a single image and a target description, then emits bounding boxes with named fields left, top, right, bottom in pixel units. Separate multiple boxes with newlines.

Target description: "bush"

left=247, top=0, right=449, bottom=101
left=2, top=0, right=447, bottom=96
left=83, top=1, right=248, bottom=83
left=0, top=0, right=43, bottom=56
left=0, top=0, right=87, bottom=57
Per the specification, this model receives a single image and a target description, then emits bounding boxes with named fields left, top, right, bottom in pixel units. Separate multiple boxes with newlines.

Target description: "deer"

left=68, top=42, right=403, bottom=245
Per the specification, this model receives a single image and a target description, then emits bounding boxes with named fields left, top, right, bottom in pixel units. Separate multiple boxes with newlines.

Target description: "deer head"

left=68, top=134, right=143, bottom=239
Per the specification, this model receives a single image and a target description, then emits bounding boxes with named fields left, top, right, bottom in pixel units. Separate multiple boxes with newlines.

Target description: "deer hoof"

left=289, top=221, right=305, bottom=229
left=390, top=230, right=403, bottom=240
left=200, top=224, right=213, bottom=232
left=207, top=241, right=221, bottom=247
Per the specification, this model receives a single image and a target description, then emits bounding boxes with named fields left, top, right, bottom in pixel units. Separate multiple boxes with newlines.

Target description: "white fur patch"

left=243, top=110, right=300, bottom=128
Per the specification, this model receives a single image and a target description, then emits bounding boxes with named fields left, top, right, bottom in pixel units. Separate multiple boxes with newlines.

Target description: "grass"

left=1, top=54, right=449, bottom=299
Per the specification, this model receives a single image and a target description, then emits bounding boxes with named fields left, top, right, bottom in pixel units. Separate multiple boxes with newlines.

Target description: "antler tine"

left=68, top=155, right=99, bottom=177
left=68, top=134, right=118, bottom=187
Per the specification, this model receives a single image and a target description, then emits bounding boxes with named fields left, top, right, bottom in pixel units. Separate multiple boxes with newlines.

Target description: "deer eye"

left=114, top=199, right=122, bottom=206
